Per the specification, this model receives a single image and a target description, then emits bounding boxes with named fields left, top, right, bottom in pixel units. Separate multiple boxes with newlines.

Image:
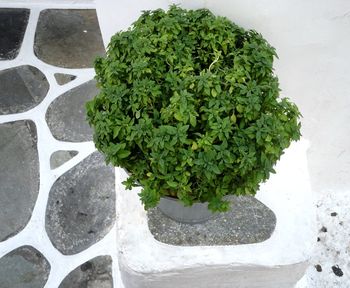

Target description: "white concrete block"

left=115, top=139, right=317, bottom=288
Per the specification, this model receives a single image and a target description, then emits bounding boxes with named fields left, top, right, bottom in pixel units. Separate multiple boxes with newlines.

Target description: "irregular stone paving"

left=0, top=120, right=39, bottom=242
left=46, top=152, right=115, bottom=255
left=0, top=8, right=30, bottom=60
left=0, top=65, right=49, bottom=115
left=0, top=6, right=116, bottom=287
left=46, top=80, right=97, bottom=142
left=54, top=73, right=77, bottom=85
left=34, top=9, right=105, bottom=68
left=50, top=150, right=78, bottom=169
left=59, top=256, right=113, bottom=288
left=0, top=246, right=50, bottom=288
left=148, top=196, right=276, bottom=246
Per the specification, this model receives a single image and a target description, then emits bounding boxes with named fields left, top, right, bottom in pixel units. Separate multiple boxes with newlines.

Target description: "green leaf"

left=191, top=142, right=198, bottom=150
left=230, top=113, right=237, bottom=124
left=212, top=165, right=221, bottom=174
left=189, top=114, right=197, bottom=127
left=118, top=150, right=131, bottom=159
left=113, top=127, right=121, bottom=138
left=167, top=180, right=178, bottom=188
left=208, top=197, right=229, bottom=212
left=174, top=112, right=183, bottom=121
left=236, top=104, right=244, bottom=113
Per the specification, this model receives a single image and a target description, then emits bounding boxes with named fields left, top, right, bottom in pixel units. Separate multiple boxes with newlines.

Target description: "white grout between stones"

left=0, top=3, right=123, bottom=288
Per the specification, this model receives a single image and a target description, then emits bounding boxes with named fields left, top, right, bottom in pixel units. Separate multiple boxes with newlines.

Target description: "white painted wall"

left=0, top=0, right=95, bottom=3
left=96, top=0, right=350, bottom=196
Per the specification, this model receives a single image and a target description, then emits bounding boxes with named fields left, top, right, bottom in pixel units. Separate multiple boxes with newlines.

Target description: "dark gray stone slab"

left=46, top=80, right=97, bottom=142
left=54, top=73, right=76, bottom=85
left=147, top=196, right=276, bottom=246
left=59, top=256, right=113, bottom=288
left=0, top=121, right=39, bottom=242
left=34, top=9, right=105, bottom=68
left=0, top=246, right=50, bottom=288
left=46, top=151, right=115, bottom=255
left=50, top=150, right=78, bottom=169
left=0, top=65, right=49, bottom=115
left=0, top=9, right=30, bottom=60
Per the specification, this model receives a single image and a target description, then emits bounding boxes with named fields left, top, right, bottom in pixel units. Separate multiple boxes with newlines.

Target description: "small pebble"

left=317, top=237, right=321, bottom=242
left=315, top=264, right=322, bottom=272
left=320, top=226, right=327, bottom=232
left=80, top=261, right=93, bottom=271
left=331, top=212, right=337, bottom=216
left=332, top=265, right=343, bottom=277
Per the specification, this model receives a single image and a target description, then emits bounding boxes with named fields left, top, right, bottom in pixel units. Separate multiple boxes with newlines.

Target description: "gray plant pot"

left=122, top=169, right=214, bottom=223
left=157, top=196, right=214, bottom=224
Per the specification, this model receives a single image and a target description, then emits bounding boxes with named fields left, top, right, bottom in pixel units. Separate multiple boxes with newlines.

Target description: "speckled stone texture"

left=46, top=80, right=97, bottom=142
left=299, top=191, right=350, bottom=288
left=45, top=151, right=115, bottom=255
left=0, top=120, right=39, bottom=242
left=50, top=150, right=78, bottom=169
left=34, top=9, right=105, bottom=68
left=0, top=6, right=118, bottom=287
left=59, top=256, right=113, bottom=288
left=147, top=196, right=276, bottom=246
left=0, top=246, right=50, bottom=288
left=0, top=8, right=30, bottom=60
left=54, top=73, right=77, bottom=85
left=0, top=65, right=49, bottom=115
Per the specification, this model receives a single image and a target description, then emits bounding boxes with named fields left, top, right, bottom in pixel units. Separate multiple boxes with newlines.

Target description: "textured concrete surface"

left=46, top=151, right=115, bottom=255
left=0, top=65, right=49, bottom=114
left=34, top=9, right=105, bottom=68
left=296, top=191, right=350, bottom=287
left=50, top=150, right=78, bottom=169
left=120, top=261, right=308, bottom=288
left=0, top=246, right=50, bottom=288
left=54, top=73, right=77, bottom=85
left=46, top=80, right=97, bottom=142
left=0, top=120, right=39, bottom=242
left=0, top=8, right=30, bottom=60
left=148, top=196, right=276, bottom=246
left=59, top=256, right=113, bottom=288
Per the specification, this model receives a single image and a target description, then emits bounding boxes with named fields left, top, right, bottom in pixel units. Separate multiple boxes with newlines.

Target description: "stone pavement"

left=0, top=5, right=117, bottom=287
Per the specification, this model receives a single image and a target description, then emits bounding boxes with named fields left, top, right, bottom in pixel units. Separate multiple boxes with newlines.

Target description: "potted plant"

left=86, top=5, right=301, bottom=223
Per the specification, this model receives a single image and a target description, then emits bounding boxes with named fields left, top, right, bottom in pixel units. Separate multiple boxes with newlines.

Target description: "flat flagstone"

left=0, top=120, right=39, bottom=242
left=0, top=8, right=30, bottom=60
left=34, top=9, right=105, bottom=68
left=46, top=151, right=115, bottom=255
left=0, top=65, right=49, bottom=115
left=54, top=73, right=77, bottom=85
left=46, top=80, right=97, bottom=142
left=147, top=196, right=276, bottom=246
left=59, top=256, right=113, bottom=288
left=0, top=246, right=50, bottom=288
left=50, top=150, right=78, bottom=169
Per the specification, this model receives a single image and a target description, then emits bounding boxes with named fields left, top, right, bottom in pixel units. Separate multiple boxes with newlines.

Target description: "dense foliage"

left=86, top=6, right=301, bottom=212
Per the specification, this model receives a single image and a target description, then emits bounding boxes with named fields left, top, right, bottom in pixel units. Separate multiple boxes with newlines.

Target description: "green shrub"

left=86, top=5, right=301, bottom=212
